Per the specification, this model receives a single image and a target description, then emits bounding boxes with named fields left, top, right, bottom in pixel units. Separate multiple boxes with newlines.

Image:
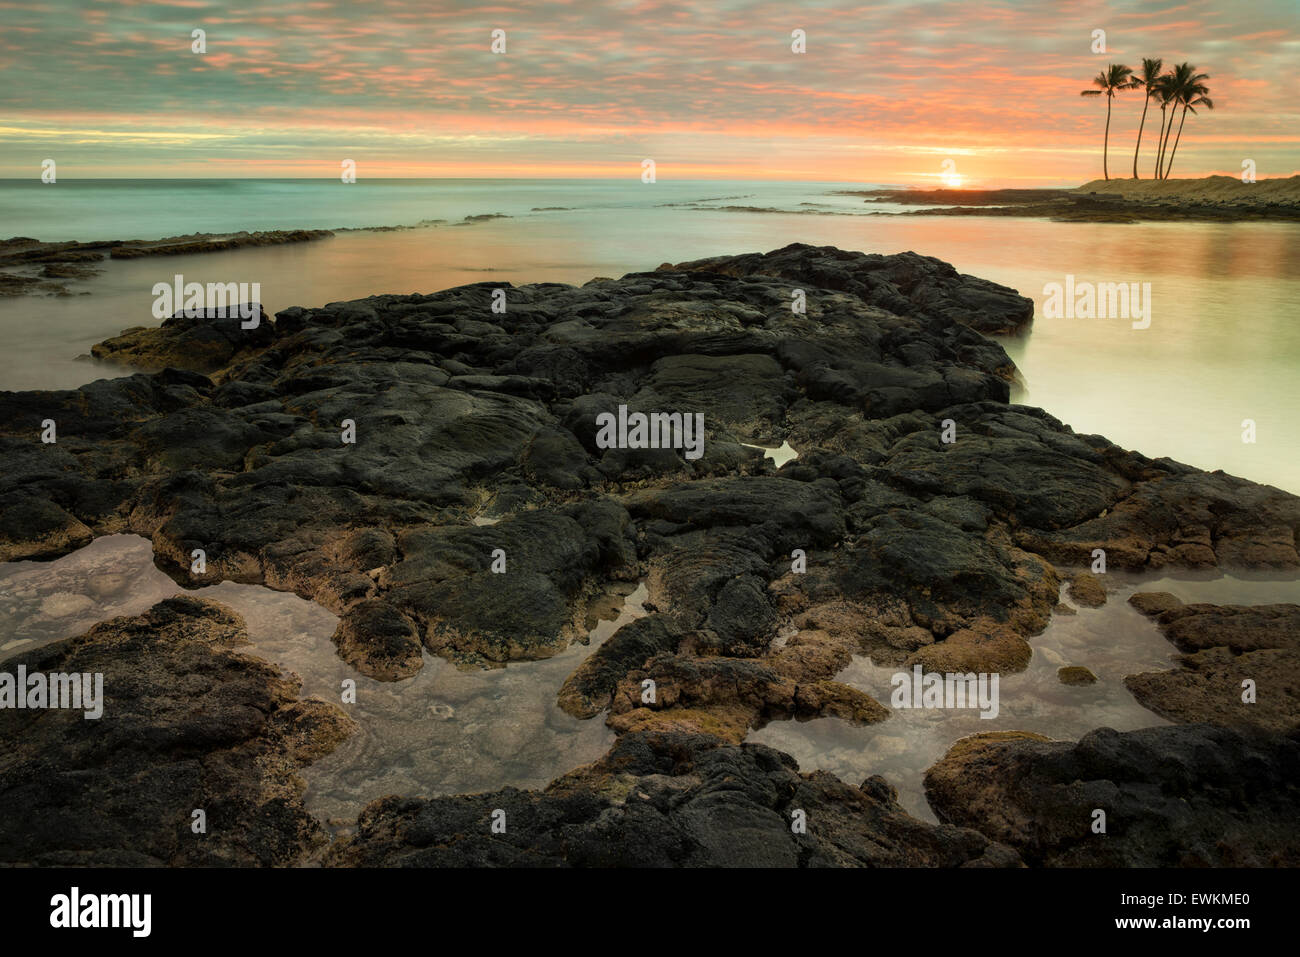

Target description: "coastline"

left=1, top=243, right=1297, bottom=866
left=0, top=214, right=514, bottom=297
left=843, top=175, right=1300, bottom=222
left=0, top=229, right=333, bottom=297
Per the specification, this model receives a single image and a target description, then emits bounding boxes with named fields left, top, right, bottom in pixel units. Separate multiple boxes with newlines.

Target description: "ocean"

left=2, top=177, right=1297, bottom=493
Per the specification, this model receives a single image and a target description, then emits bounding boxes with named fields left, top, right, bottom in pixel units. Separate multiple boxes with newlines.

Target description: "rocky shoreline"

left=0, top=596, right=353, bottom=865
left=0, top=230, right=333, bottom=297
left=1, top=242, right=1296, bottom=866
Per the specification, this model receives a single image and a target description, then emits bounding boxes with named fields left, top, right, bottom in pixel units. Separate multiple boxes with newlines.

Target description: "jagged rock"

left=332, top=598, right=424, bottom=680
left=327, top=731, right=1020, bottom=867
left=91, top=306, right=274, bottom=374
left=1015, top=470, right=1299, bottom=570
left=1, top=244, right=1296, bottom=867
left=664, top=243, right=1035, bottom=335
left=2, top=246, right=1294, bottom=695
left=558, top=614, right=685, bottom=718
left=924, top=725, right=1300, bottom=866
left=0, top=596, right=354, bottom=866
left=1125, top=597, right=1300, bottom=732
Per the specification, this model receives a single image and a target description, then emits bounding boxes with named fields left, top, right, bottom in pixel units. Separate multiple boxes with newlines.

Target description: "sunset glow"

left=2, top=0, right=1297, bottom=183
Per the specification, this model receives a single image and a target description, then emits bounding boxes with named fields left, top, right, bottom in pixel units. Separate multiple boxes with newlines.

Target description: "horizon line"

left=0, top=175, right=1092, bottom=187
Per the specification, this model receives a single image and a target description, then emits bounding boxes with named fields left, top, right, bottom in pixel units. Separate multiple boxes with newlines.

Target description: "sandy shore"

left=848, top=176, right=1300, bottom=223
left=1076, top=174, right=1300, bottom=204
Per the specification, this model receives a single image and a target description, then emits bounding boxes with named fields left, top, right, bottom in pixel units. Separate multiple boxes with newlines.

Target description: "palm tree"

left=1164, top=90, right=1213, bottom=178
left=1158, top=63, right=1209, bottom=178
left=1081, top=63, right=1138, bottom=180
left=1153, top=73, right=1176, bottom=179
left=1131, top=57, right=1163, bottom=178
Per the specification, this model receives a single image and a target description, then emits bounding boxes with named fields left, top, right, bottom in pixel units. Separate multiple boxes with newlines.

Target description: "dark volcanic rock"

left=332, top=597, right=424, bottom=680
left=1, top=243, right=1297, bottom=867
left=1015, top=469, right=1299, bottom=569
left=1125, top=594, right=1300, bottom=732
left=924, top=725, right=1300, bottom=867
left=327, top=731, right=1021, bottom=867
left=558, top=614, right=685, bottom=718
left=0, top=596, right=354, bottom=866
left=92, top=305, right=274, bottom=374
left=0, top=230, right=331, bottom=297
left=2, top=243, right=1294, bottom=699
left=663, top=243, right=1036, bottom=335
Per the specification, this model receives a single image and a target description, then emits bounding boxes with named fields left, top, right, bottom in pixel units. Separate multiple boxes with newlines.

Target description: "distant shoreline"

left=0, top=214, right=510, bottom=298
left=838, top=175, right=1300, bottom=223
left=0, top=230, right=334, bottom=298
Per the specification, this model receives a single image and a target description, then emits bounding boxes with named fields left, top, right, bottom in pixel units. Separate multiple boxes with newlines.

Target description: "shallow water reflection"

left=0, top=534, right=639, bottom=830
left=748, top=570, right=1300, bottom=823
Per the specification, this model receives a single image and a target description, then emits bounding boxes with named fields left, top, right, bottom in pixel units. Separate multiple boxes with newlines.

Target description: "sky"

left=1, top=0, right=1297, bottom=185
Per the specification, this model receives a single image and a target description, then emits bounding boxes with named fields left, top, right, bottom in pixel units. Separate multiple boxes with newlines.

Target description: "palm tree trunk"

left=1133, top=92, right=1150, bottom=178
left=1103, top=94, right=1112, bottom=180
left=1157, top=107, right=1175, bottom=179
left=1165, top=104, right=1190, bottom=179
left=1154, top=107, right=1167, bottom=179
left=1163, top=107, right=1179, bottom=178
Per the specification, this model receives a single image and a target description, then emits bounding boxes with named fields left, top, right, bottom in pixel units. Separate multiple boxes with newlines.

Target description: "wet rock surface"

left=0, top=596, right=353, bottom=865
left=1066, top=571, right=1107, bottom=607
left=924, top=725, right=1300, bottom=866
left=1057, top=665, right=1097, bottom=685
left=328, top=731, right=1020, bottom=867
left=92, top=306, right=274, bottom=374
left=1124, top=593, right=1300, bottom=733
left=1, top=243, right=1297, bottom=865
left=0, top=231, right=332, bottom=297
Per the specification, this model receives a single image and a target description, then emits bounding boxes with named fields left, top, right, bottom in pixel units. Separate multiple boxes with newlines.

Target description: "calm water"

left=6, top=535, right=1296, bottom=825
left=0, top=534, right=632, bottom=828
left=750, top=570, right=1300, bottom=822
left=0, top=177, right=890, bottom=241
left=1, top=178, right=1297, bottom=494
